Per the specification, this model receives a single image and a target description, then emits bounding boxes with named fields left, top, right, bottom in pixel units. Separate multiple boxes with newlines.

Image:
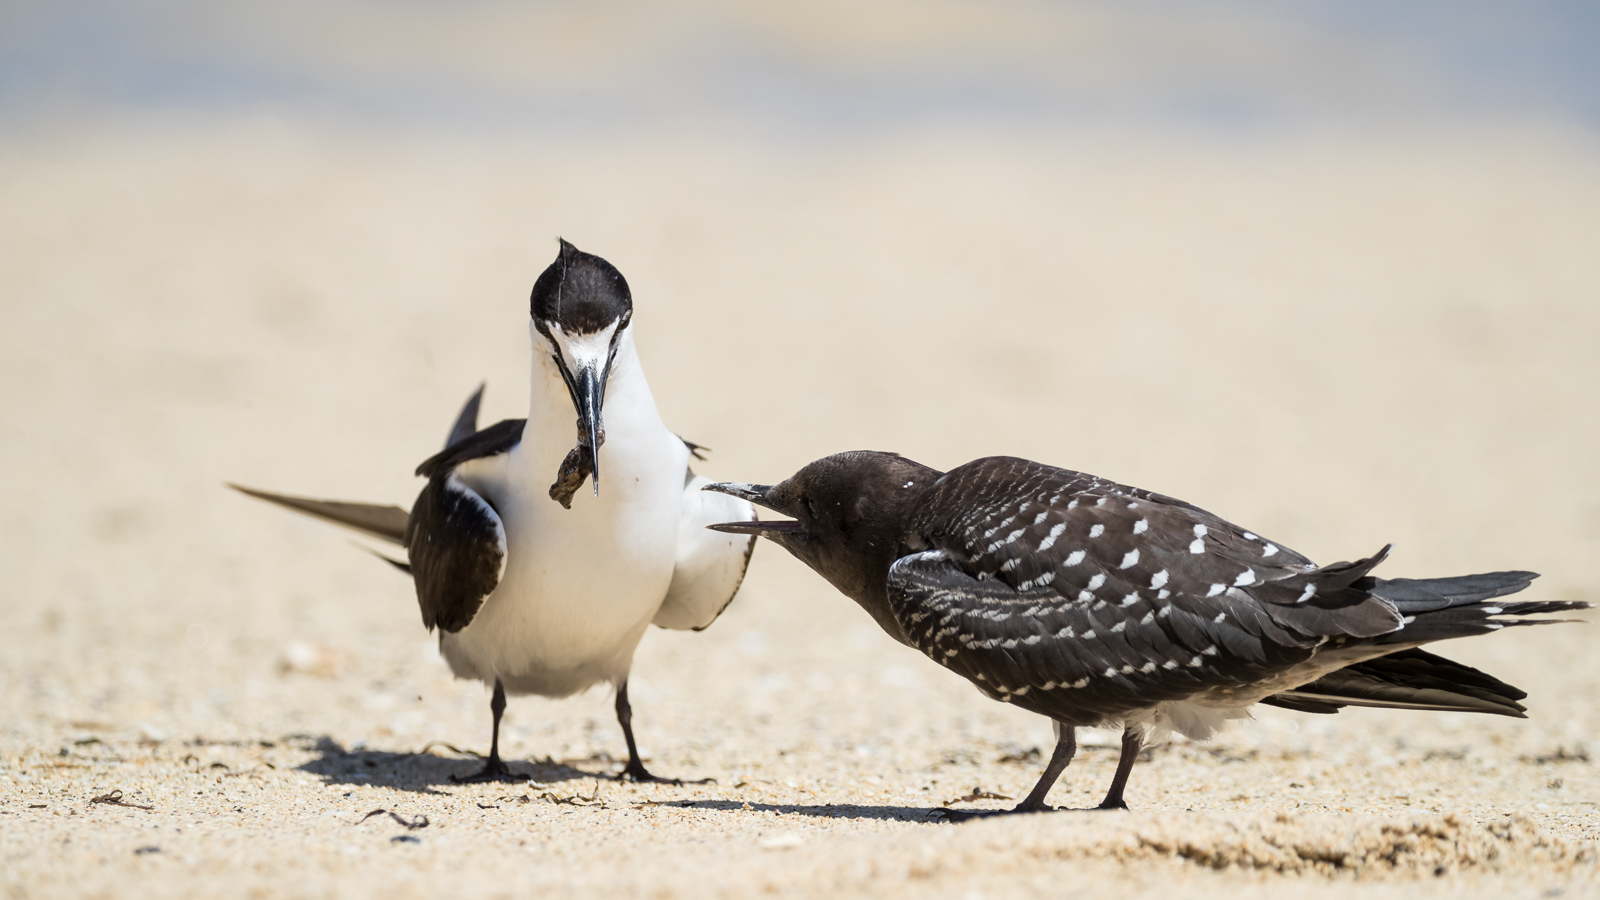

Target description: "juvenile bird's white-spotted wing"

left=887, top=457, right=1404, bottom=725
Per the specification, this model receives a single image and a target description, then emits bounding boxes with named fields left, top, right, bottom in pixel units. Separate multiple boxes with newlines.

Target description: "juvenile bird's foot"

left=930, top=803, right=1054, bottom=823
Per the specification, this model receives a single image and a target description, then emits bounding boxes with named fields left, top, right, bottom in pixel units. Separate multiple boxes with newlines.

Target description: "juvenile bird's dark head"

left=706, top=451, right=942, bottom=638
left=530, top=239, right=634, bottom=497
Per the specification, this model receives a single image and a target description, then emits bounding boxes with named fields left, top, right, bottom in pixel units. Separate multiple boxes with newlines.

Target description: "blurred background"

left=2, top=0, right=1599, bottom=811
left=5, top=0, right=1600, bottom=136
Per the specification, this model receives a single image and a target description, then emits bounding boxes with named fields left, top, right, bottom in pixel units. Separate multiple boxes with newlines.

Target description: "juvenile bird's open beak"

left=702, top=482, right=804, bottom=536
left=702, top=482, right=771, bottom=505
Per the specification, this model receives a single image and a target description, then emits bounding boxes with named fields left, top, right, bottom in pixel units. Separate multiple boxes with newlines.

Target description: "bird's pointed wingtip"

left=445, top=382, right=488, bottom=450
left=227, top=481, right=272, bottom=500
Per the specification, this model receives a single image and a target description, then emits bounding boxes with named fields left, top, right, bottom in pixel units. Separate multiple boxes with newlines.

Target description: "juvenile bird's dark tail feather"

left=1262, top=571, right=1590, bottom=718
left=1363, top=570, right=1589, bottom=644
left=1262, top=648, right=1530, bottom=718
left=1376, top=571, right=1541, bottom=611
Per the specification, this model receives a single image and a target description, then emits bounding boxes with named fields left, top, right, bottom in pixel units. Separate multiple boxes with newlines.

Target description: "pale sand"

left=2, top=123, right=1599, bottom=898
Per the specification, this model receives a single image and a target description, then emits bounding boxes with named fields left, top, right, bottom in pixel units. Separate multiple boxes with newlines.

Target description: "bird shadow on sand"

left=659, top=798, right=939, bottom=823
left=293, top=736, right=600, bottom=795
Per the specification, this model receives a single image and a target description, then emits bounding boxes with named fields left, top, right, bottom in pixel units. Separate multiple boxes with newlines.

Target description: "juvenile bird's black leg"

left=936, top=722, right=1077, bottom=822
left=451, top=678, right=529, bottom=783
left=1096, top=726, right=1142, bottom=809
left=1014, top=723, right=1078, bottom=812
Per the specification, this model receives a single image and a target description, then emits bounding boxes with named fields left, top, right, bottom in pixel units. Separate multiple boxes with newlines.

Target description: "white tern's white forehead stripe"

left=550, top=320, right=621, bottom=372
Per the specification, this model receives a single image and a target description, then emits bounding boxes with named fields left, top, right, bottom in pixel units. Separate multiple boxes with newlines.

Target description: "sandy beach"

left=2, top=123, right=1599, bottom=898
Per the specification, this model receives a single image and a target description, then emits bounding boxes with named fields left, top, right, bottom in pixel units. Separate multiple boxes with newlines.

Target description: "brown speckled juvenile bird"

left=708, top=452, right=1587, bottom=819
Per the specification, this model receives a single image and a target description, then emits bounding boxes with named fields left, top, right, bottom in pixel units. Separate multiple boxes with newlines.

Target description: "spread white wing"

left=652, top=471, right=756, bottom=631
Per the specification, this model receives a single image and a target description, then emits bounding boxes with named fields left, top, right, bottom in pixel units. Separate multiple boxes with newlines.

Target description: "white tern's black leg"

left=615, top=680, right=710, bottom=784
left=451, top=678, right=529, bottom=783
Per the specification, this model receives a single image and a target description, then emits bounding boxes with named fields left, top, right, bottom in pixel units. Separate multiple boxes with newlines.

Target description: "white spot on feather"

left=1133, top=519, right=1149, bottom=535
left=1150, top=570, right=1169, bottom=589
left=1206, top=583, right=1226, bottom=597
left=1120, top=549, right=1140, bottom=569
left=1087, top=573, right=1106, bottom=590
left=1064, top=549, right=1086, bottom=566
left=1038, top=522, right=1067, bottom=552
left=1089, top=524, right=1105, bottom=539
